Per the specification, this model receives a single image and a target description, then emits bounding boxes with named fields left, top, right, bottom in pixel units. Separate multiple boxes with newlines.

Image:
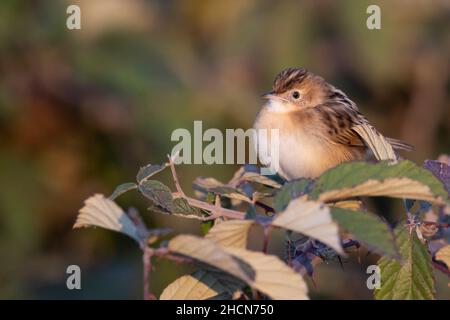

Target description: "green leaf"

left=228, top=165, right=284, bottom=188
left=205, top=192, right=216, bottom=204
left=136, top=164, right=167, bottom=183
left=139, top=180, right=173, bottom=211
left=109, top=182, right=138, bottom=200
left=171, top=198, right=205, bottom=218
left=310, top=160, right=448, bottom=205
left=201, top=220, right=214, bottom=235
left=193, top=177, right=251, bottom=203
left=330, top=207, right=397, bottom=257
left=239, top=172, right=282, bottom=189
left=375, top=226, right=435, bottom=300
left=143, top=188, right=207, bottom=220
left=273, top=179, right=312, bottom=212
left=147, top=203, right=171, bottom=215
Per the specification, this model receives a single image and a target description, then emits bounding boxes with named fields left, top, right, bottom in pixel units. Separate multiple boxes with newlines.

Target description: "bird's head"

left=262, top=67, right=331, bottom=113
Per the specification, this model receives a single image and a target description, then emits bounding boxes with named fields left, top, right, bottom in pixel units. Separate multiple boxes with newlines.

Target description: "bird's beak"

left=262, top=92, right=287, bottom=102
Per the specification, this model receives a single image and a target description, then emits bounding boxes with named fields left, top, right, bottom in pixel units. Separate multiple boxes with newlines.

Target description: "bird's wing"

left=314, top=101, right=367, bottom=147
left=315, top=102, right=413, bottom=160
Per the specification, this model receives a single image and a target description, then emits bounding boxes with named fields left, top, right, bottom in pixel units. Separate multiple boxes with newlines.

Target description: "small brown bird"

left=253, top=67, right=413, bottom=180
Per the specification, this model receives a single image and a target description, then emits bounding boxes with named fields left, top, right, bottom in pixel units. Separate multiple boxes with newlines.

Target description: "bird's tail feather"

left=386, top=138, right=415, bottom=152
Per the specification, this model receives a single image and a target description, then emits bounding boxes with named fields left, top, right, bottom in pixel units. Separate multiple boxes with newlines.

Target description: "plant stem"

left=143, top=248, right=152, bottom=300
left=181, top=194, right=245, bottom=220
left=167, top=154, right=185, bottom=197
left=167, top=157, right=245, bottom=220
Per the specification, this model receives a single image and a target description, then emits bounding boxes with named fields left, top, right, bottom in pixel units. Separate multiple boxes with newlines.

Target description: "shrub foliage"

left=74, top=155, right=450, bottom=300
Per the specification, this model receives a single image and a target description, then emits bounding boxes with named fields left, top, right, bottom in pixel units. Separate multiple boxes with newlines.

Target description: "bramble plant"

left=74, top=152, right=450, bottom=300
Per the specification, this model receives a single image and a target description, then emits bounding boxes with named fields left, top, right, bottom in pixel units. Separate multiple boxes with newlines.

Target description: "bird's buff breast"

left=253, top=108, right=352, bottom=179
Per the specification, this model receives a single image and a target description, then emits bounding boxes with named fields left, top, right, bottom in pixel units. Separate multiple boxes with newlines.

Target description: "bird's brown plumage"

left=253, top=67, right=413, bottom=180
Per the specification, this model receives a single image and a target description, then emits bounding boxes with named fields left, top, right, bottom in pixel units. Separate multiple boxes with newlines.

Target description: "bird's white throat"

left=266, top=99, right=291, bottom=113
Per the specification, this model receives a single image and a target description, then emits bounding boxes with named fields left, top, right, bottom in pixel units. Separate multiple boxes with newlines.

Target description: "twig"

left=152, top=247, right=194, bottom=264
left=141, top=247, right=193, bottom=300
left=168, top=154, right=185, bottom=197
left=128, top=207, right=150, bottom=247
left=166, top=158, right=246, bottom=220
left=214, top=194, right=227, bottom=222
left=178, top=194, right=245, bottom=220
left=215, top=195, right=221, bottom=207
left=143, top=248, right=152, bottom=300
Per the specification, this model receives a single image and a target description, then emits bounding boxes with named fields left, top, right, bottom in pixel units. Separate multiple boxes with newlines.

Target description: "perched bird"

left=253, top=67, right=413, bottom=180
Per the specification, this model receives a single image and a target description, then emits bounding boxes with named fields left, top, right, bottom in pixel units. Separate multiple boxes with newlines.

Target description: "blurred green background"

left=0, top=0, right=449, bottom=299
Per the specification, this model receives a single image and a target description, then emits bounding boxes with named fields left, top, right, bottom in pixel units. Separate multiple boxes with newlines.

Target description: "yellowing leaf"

left=74, top=194, right=141, bottom=243
left=272, top=199, right=344, bottom=254
left=436, top=245, right=450, bottom=269
left=332, top=200, right=363, bottom=211
left=319, top=178, right=435, bottom=203
left=353, top=123, right=396, bottom=161
left=224, top=247, right=309, bottom=300
left=168, top=235, right=309, bottom=300
left=168, top=235, right=252, bottom=283
left=311, top=160, right=448, bottom=205
left=206, top=220, right=254, bottom=248
left=160, top=270, right=236, bottom=300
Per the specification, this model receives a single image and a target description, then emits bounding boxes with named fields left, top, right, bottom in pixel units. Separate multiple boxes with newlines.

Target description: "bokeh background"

left=0, top=0, right=449, bottom=299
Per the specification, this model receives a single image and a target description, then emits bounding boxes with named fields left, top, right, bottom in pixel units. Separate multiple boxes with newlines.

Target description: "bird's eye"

left=292, top=91, right=300, bottom=99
